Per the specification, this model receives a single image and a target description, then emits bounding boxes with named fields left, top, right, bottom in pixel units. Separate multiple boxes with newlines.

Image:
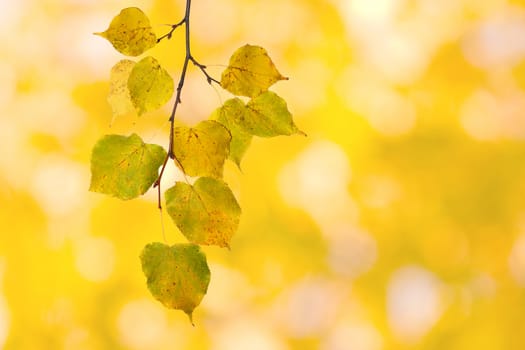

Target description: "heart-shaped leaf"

left=128, top=56, right=174, bottom=115
left=140, top=242, right=210, bottom=323
left=172, top=120, right=231, bottom=178
left=165, top=177, right=241, bottom=248
left=89, top=133, right=166, bottom=200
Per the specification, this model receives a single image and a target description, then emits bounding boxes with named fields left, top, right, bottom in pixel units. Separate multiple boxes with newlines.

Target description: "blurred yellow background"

left=2, top=0, right=525, bottom=349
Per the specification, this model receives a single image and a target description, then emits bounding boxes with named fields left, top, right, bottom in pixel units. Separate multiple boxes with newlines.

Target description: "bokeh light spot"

left=387, top=266, right=444, bottom=343
left=359, top=174, right=401, bottom=209
left=74, top=236, right=115, bottom=282
left=273, top=277, right=346, bottom=337
left=31, top=156, right=88, bottom=216
left=321, top=321, right=383, bottom=350
left=509, top=234, right=525, bottom=287
left=462, top=9, right=525, bottom=69
left=117, top=299, right=168, bottom=349
left=193, top=0, right=237, bottom=44
left=202, top=264, right=254, bottom=316
left=460, top=89, right=525, bottom=140
left=0, top=260, right=9, bottom=349
left=210, top=317, right=286, bottom=350
left=338, top=68, right=417, bottom=136
left=279, top=140, right=358, bottom=227
left=344, top=0, right=399, bottom=23
left=327, top=226, right=377, bottom=278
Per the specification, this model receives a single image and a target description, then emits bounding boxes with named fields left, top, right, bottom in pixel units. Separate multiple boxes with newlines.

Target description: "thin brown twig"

left=153, top=0, right=221, bottom=211
left=156, top=18, right=185, bottom=43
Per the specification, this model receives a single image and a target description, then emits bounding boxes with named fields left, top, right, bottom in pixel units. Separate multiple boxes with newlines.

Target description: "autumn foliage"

left=91, top=6, right=302, bottom=320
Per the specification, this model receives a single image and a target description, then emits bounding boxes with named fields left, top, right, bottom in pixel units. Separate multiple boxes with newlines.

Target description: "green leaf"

left=212, top=98, right=253, bottom=168
left=95, top=7, right=157, bottom=56
left=165, top=177, right=241, bottom=248
left=172, top=120, right=231, bottom=178
left=221, top=44, right=287, bottom=98
left=107, top=59, right=136, bottom=121
left=128, top=56, right=174, bottom=116
left=140, top=242, right=210, bottom=323
left=245, top=91, right=304, bottom=137
left=89, top=133, right=167, bottom=200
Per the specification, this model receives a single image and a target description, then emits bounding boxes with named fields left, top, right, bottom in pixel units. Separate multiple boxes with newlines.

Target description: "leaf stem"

left=153, top=154, right=169, bottom=209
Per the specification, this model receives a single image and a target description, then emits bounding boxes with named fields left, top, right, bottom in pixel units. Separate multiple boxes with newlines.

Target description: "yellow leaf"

left=140, top=242, right=210, bottom=323
left=246, top=91, right=304, bottom=136
left=89, top=133, right=167, bottom=200
left=107, top=59, right=136, bottom=122
left=172, top=120, right=231, bottom=178
left=127, top=56, right=174, bottom=116
left=165, top=177, right=241, bottom=248
left=212, top=98, right=253, bottom=168
left=95, top=7, right=157, bottom=56
left=220, top=44, right=287, bottom=97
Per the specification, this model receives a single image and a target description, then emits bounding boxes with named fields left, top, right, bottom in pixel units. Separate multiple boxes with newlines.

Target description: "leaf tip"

left=292, top=123, right=307, bottom=137
left=234, top=161, right=243, bottom=172
left=185, top=310, right=195, bottom=326
left=297, top=129, right=307, bottom=137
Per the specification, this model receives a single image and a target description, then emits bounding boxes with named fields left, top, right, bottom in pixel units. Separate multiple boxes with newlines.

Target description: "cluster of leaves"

left=90, top=6, right=302, bottom=322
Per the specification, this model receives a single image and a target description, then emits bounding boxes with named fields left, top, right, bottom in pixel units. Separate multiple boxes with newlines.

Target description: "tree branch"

left=154, top=0, right=220, bottom=210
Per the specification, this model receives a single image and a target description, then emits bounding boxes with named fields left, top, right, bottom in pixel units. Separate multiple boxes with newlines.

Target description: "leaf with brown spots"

left=128, top=56, right=174, bottom=116
left=165, top=177, right=241, bottom=248
left=89, top=133, right=166, bottom=200
left=172, top=120, right=231, bottom=178
left=140, top=242, right=210, bottom=323
left=95, top=7, right=157, bottom=56
left=220, top=44, right=287, bottom=98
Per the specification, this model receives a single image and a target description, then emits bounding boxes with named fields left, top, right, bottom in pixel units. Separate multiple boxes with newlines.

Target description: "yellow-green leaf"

left=245, top=91, right=304, bottom=137
left=172, top=120, right=231, bottom=178
left=220, top=44, right=287, bottom=97
left=212, top=98, right=252, bottom=168
left=165, top=177, right=241, bottom=248
left=128, top=56, right=174, bottom=116
left=95, top=7, right=157, bottom=56
left=89, top=133, right=166, bottom=200
left=107, top=59, right=136, bottom=122
left=140, top=242, right=210, bottom=323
